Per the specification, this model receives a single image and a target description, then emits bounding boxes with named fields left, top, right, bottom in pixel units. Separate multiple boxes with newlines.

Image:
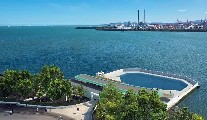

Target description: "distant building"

left=100, top=18, right=207, bottom=31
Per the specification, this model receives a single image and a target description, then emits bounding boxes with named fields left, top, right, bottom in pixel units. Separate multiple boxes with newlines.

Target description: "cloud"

left=178, top=9, right=186, bottom=12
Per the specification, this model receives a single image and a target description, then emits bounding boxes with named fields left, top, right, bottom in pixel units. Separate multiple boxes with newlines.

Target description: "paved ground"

left=48, top=100, right=97, bottom=120
left=0, top=112, right=58, bottom=120
left=0, top=104, right=58, bottom=120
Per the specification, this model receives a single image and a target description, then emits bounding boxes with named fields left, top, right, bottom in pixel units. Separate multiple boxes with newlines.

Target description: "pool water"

left=120, top=73, right=188, bottom=91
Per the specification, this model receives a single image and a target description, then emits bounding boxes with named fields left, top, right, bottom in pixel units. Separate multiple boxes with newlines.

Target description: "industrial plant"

left=77, top=10, right=207, bottom=32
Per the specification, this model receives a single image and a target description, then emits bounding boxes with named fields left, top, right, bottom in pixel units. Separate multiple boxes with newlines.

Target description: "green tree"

left=0, top=77, right=6, bottom=97
left=36, top=83, right=45, bottom=102
left=2, top=70, right=21, bottom=96
left=76, top=85, right=84, bottom=100
left=96, top=84, right=168, bottom=120
left=65, top=80, right=73, bottom=101
left=1, top=70, right=32, bottom=97
left=39, top=65, right=64, bottom=90
left=72, top=85, right=78, bottom=96
left=15, top=79, right=34, bottom=99
left=46, top=79, right=72, bottom=101
left=32, top=73, right=42, bottom=96
left=95, top=84, right=204, bottom=120
left=136, top=89, right=167, bottom=119
left=96, top=83, right=124, bottom=120
left=122, top=89, right=139, bottom=120
left=19, top=70, right=32, bottom=80
left=192, top=114, right=205, bottom=120
left=171, top=107, right=204, bottom=120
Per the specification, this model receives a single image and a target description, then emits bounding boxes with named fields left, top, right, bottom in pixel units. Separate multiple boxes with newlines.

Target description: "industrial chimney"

left=144, top=9, right=146, bottom=23
left=138, top=10, right=140, bottom=29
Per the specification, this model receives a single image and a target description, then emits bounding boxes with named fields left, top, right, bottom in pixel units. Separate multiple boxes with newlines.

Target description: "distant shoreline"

left=96, top=28, right=207, bottom=32
left=75, top=26, right=207, bottom=32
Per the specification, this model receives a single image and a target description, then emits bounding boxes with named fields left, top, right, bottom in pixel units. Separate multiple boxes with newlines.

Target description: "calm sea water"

left=0, top=26, right=207, bottom=117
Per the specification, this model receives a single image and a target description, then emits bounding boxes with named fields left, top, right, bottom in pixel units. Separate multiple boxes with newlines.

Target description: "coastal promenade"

left=0, top=104, right=58, bottom=120
left=0, top=112, right=58, bottom=120
left=48, top=100, right=97, bottom=120
left=0, top=100, right=96, bottom=120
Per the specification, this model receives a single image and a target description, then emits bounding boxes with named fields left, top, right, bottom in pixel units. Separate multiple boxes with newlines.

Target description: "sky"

left=0, top=0, right=207, bottom=25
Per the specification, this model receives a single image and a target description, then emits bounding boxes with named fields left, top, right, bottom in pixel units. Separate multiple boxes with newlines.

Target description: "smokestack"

left=144, top=9, right=145, bottom=23
left=138, top=10, right=140, bottom=29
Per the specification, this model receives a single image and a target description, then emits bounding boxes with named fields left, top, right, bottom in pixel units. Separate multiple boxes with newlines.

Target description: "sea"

left=0, top=26, right=207, bottom=117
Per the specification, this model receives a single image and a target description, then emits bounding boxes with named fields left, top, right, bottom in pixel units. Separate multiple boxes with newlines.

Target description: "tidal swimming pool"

left=120, top=73, right=188, bottom=91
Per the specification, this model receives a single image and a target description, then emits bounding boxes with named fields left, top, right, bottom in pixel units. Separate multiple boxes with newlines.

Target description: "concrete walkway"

left=48, top=100, right=97, bottom=120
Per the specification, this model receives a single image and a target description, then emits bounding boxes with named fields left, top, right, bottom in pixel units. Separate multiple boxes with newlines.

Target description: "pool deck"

left=104, top=68, right=199, bottom=109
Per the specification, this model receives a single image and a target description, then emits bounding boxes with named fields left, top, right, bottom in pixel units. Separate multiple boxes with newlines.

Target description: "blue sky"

left=0, top=0, right=207, bottom=25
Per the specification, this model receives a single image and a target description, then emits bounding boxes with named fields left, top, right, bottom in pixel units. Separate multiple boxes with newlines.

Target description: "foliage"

left=96, top=83, right=124, bottom=120
left=122, top=89, right=138, bottom=120
left=95, top=84, right=203, bottom=120
left=15, top=79, right=34, bottom=99
left=72, top=85, right=85, bottom=101
left=46, top=78, right=72, bottom=101
left=36, top=83, right=45, bottom=100
left=171, top=107, right=204, bottom=120
left=136, top=89, right=167, bottom=119
left=33, top=65, right=73, bottom=101
left=39, top=65, right=64, bottom=90
left=0, top=65, right=80, bottom=103
left=0, top=70, right=32, bottom=97
left=0, top=77, right=5, bottom=96
left=77, top=85, right=84, bottom=98
left=32, top=74, right=42, bottom=95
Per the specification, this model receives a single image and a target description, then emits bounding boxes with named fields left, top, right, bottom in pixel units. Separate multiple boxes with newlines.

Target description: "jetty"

left=75, top=26, right=100, bottom=29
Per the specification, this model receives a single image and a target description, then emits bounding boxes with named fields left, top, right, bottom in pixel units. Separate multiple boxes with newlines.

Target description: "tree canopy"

left=95, top=83, right=204, bottom=120
left=170, top=107, right=205, bottom=120
left=0, top=70, right=32, bottom=97
left=15, top=79, right=33, bottom=99
left=47, top=78, right=72, bottom=101
left=0, top=65, right=84, bottom=102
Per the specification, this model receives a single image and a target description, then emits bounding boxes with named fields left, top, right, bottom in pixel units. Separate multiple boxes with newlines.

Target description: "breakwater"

left=75, top=26, right=99, bottom=29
